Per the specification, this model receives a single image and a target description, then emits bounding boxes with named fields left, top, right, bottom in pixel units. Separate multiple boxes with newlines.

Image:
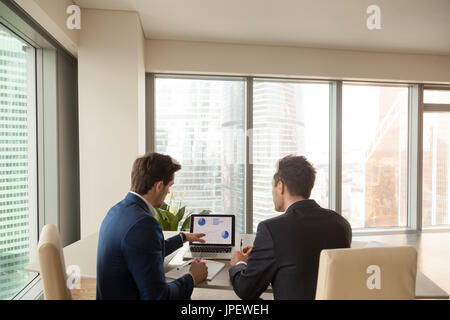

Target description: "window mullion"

left=245, top=77, right=254, bottom=234
left=329, top=81, right=342, bottom=214
left=146, top=73, right=155, bottom=153
left=408, top=84, right=423, bottom=231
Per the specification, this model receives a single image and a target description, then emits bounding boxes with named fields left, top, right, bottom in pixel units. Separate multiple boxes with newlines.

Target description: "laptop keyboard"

left=190, top=246, right=232, bottom=253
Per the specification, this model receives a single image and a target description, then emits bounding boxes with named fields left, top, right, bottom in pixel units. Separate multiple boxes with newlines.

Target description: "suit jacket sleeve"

left=164, top=234, right=183, bottom=256
left=229, top=222, right=277, bottom=299
left=121, top=217, right=194, bottom=300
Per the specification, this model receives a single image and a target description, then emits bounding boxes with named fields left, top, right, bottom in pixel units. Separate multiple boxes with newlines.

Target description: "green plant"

left=154, top=191, right=211, bottom=231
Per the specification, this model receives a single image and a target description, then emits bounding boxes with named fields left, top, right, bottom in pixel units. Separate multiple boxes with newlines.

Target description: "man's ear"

left=278, top=180, right=285, bottom=195
left=155, top=181, right=164, bottom=192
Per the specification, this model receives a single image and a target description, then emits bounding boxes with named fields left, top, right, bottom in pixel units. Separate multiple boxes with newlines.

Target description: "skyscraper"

left=155, top=79, right=245, bottom=232
left=0, top=26, right=35, bottom=300
left=252, top=82, right=305, bottom=230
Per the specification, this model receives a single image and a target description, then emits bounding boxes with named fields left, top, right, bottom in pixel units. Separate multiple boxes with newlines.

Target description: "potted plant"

left=155, top=191, right=211, bottom=231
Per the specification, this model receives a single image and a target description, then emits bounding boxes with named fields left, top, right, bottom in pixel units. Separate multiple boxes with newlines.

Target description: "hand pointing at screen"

left=183, top=233, right=206, bottom=243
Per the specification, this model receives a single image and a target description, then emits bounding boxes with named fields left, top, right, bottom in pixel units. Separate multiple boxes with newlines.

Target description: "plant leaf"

left=159, top=218, right=170, bottom=230
left=156, top=208, right=175, bottom=225
left=199, top=209, right=211, bottom=215
left=170, top=215, right=179, bottom=231
left=162, top=210, right=176, bottom=231
left=155, top=208, right=166, bottom=221
left=175, top=206, right=186, bottom=225
left=181, top=215, right=191, bottom=232
left=154, top=209, right=170, bottom=230
left=160, top=202, right=169, bottom=211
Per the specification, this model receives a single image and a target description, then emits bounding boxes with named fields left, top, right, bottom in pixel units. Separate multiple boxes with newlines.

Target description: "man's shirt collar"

left=128, top=191, right=156, bottom=216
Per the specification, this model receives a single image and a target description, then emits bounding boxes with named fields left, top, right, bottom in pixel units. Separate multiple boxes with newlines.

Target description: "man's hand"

left=184, top=233, right=206, bottom=243
left=230, top=249, right=250, bottom=267
left=189, top=258, right=208, bottom=285
left=242, top=245, right=253, bottom=256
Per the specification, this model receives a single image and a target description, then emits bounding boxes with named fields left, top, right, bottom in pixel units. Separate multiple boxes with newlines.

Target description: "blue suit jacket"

left=96, top=192, right=193, bottom=300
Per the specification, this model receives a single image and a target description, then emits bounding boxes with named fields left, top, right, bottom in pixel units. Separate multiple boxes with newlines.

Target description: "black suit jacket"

left=229, top=200, right=352, bottom=300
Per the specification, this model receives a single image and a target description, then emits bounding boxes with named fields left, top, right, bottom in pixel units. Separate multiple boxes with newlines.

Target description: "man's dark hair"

left=273, top=155, right=317, bottom=199
left=131, top=152, right=181, bottom=195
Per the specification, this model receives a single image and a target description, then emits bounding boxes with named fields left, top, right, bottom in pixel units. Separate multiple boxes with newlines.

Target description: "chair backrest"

left=315, top=246, right=417, bottom=300
left=38, top=224, right=72, bottom=300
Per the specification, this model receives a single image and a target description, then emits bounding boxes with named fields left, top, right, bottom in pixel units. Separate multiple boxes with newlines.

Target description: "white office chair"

left=38, top=224, right=72, bottom=300
left=315, top=246, right=418, bottom=300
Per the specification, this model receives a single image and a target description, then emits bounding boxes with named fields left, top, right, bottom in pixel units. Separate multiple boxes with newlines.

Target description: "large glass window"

left=153, top=76, right=450, bottom=234
left=424, top=90, right=450, bottom=104
left=342, top=84, right=408, bottom=228
left=154, top=77, right=246, bottom=232
left=252, top=80, right=329, bottom=232
left=423, top=110, right=450, bottom=227
left=0, top=24, right=38, bottom=300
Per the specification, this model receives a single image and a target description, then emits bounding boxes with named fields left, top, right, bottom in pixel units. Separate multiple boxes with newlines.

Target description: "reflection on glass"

left=0, top=24, right=37, bottom=300
left=424, top=90, right=450, bottom=104
left=423, top=113, right=450, bottom=226
left=1, top=271, right=37, bottom=300
left=252, top=81, right=329, bottom=232
left=155, top=78, right=246, bottom=233
left=342, top=85, right=408, bottom=228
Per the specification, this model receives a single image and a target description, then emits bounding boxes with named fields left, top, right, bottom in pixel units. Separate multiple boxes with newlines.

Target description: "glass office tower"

left=252, top=81, right=329, bottom=232
left=155, top=78, right=246, bottom=233
left=0, top=25, right=36, bottom=300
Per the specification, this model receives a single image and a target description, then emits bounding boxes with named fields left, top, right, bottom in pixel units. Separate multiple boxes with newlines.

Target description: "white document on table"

left=165, top=260, right=225, bottom=281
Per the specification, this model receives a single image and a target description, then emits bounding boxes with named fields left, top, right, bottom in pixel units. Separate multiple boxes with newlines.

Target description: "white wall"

left=78, top=9, right=146, bottom=237
left=146, top=39, right=450, bottom=84
left=137, top=14, right=146, bottom=156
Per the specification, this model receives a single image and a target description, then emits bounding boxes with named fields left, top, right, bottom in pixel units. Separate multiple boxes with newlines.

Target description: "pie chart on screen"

left=221, top=231, right=229, bottom=239
left=198, top=218, right=206, bottom=226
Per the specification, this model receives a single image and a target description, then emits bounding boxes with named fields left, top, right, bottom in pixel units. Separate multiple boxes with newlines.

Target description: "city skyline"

left=153, top=80, right=440, bottom=232
left=0, top=25, right=36, bottom=300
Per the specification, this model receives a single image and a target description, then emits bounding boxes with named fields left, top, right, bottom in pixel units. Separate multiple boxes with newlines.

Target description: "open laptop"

left=183, top=214, right=235, bottom=260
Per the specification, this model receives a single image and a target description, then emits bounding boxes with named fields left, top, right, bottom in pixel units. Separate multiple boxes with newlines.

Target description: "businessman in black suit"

left=229, top=155, right=352, bottom=300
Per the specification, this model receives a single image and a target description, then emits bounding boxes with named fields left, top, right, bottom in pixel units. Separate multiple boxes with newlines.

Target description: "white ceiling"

left=74, top=0, right=450, bottom=55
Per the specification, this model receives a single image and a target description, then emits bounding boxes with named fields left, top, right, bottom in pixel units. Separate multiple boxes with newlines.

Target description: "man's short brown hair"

left=273, top=155, right=316, bottom=199
left=131, top=152, right=181, bottom=195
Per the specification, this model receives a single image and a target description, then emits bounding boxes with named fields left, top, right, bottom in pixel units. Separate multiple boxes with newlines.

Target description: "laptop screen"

left=190, top=215, right=235, bottom=246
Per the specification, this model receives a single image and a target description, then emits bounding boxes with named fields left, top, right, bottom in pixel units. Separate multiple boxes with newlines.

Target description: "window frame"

left=148, top=73, right=450, bottom=235
left=0, top=7, right=40, bottom=300
left=1, top=0, right=79, bottom=299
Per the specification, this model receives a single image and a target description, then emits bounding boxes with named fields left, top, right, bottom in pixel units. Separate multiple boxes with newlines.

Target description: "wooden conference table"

left=26, top=231, right=449, bottom=299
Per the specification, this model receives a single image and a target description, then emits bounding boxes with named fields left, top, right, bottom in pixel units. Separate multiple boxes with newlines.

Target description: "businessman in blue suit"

left=97, top=152, right=208, bottom=300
